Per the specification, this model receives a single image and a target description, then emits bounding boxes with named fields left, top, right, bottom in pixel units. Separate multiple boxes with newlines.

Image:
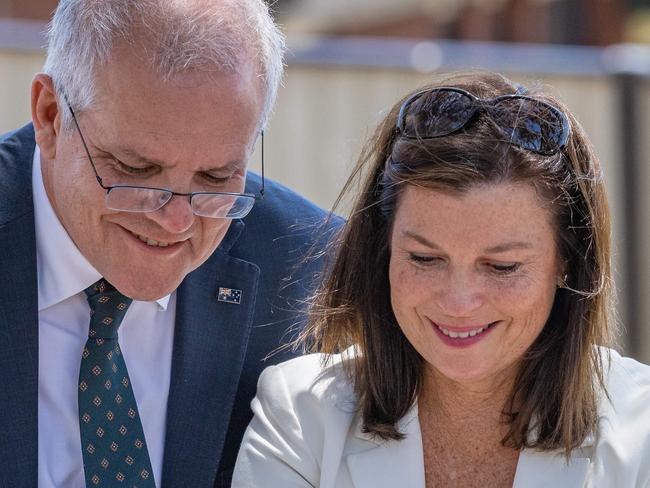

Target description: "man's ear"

left=31, top=73, right=62, bottom=159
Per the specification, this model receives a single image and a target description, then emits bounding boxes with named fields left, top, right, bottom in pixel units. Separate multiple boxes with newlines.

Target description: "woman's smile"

left=430, top=320, right=499, bottom=348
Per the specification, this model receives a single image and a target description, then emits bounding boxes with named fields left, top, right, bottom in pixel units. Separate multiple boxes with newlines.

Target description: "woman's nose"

left=435, top=269, right=484, bottom=317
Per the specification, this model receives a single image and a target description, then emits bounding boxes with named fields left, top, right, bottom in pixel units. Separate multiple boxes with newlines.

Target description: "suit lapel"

left=161, top=220, right=260, bottom=487
left=0, top=126, right=38, bottom=483
left=346, top=407, right=426, bottom=488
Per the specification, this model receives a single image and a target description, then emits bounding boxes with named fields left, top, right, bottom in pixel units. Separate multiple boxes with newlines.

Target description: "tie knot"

left=84, top=279, right=133, bottom=339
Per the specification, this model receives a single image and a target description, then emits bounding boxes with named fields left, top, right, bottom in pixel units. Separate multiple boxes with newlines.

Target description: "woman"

left=233, top=72, right=650, bottom=487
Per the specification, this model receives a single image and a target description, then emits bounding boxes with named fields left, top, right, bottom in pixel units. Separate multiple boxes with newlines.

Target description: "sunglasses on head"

left=395, top=87, right=570, bottom=156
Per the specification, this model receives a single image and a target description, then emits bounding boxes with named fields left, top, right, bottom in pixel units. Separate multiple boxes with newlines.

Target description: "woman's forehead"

left=391, top=182, right=558, bottom=249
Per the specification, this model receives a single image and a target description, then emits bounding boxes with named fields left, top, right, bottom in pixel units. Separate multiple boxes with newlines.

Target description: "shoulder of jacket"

left=598, top=348, right=650, bottom=441
left=604, top=348, right=650, bottom=398
left=589, top=349, right=650, bottom=482
left=243, top=173, right=342, bottom=237
left=257, top=352, right=357, bottom=417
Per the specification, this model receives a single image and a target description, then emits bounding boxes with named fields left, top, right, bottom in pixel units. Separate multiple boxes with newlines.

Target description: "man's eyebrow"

left=400, top=230, right=533, bottom=253
left=116, top=147, right=245, bottom=173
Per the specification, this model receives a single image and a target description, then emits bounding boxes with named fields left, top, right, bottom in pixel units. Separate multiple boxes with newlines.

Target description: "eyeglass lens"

left=400, top=89, right=567, bottom=155
left=105, top=187, right=255, bottom=219
left=191, top=192, right=255, bottom=218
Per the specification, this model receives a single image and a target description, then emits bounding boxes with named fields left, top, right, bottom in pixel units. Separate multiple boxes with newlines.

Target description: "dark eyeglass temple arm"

left=64, top=96, right=106, bottom=189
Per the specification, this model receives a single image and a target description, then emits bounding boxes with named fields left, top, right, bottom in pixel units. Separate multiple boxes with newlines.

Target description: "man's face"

left=41, top=51, right=264, bottom=300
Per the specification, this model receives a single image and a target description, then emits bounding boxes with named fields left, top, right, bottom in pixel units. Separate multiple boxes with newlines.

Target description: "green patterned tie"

left=79, top=279, right=156, bottom=487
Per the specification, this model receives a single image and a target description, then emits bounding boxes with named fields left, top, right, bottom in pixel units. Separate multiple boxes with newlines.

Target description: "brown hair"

left=302, top=72, right=614, bottom=454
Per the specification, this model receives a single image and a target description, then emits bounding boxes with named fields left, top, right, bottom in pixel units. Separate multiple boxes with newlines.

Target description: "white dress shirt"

left=34, top=147, right=176, bottom=488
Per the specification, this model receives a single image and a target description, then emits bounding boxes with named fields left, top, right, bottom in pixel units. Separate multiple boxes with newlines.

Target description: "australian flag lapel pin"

left=217, top=287, right=242, bottom=305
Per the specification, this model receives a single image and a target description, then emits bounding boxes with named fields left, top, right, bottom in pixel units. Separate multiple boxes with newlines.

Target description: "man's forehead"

left=93, top=56, right=263, bottom=126
left=96, top=40, right=262, bottom=97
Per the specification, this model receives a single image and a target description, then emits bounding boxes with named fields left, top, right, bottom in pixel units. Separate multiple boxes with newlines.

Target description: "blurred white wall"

left=0, top=50, right=44, bottom=133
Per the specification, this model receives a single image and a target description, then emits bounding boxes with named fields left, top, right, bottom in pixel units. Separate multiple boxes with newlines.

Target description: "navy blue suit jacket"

left=0, top=124, right=338, bottom=487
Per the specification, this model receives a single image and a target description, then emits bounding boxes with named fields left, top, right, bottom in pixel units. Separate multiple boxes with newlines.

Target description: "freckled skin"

left=35, top=50, right=264, bottom=301
left=388, top=183, right=562, bottom=487
left=389, top=183, right=560, bottom=388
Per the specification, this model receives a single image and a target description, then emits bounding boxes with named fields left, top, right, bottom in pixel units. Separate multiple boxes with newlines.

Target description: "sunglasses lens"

left=401, top=90, right=476, bottom=138
left=491, top=98, right=568, bottom=155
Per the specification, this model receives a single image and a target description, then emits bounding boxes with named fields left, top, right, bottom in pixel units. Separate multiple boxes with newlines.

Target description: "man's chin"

left=109, top=274, right=184, bottom=301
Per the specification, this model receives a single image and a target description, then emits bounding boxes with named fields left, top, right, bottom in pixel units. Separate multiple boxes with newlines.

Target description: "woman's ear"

left=31, top=73, right=62, bottom=159
left=556, top=259, right=568, bottom=289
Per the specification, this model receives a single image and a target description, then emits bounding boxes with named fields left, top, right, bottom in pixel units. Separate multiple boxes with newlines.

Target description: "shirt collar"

left=32, top=145, right=170, bottom=311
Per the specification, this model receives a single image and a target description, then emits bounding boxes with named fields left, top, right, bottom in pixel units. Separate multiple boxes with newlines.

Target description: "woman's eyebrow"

left=400, top=230, right=533, bottom=253
left=400, top=230, right=441, bottom=249
left=483, top=242, right=533, bottom=253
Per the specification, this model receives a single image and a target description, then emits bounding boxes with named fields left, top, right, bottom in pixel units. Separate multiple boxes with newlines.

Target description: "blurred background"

left=2, top=0, right=650, bottom=362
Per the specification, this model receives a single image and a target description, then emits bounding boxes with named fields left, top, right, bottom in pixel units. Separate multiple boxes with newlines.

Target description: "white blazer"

left=233, top=349, right=650, bottom=487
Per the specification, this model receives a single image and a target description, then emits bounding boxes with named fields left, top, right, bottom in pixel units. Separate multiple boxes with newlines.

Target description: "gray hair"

left=44, top=0, right=285, bottom=131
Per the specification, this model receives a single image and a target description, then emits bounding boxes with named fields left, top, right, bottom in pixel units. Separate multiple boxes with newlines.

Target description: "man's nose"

left=146, top=194, right=195, bottom=234
left=435, top=268, right=484, bottom=317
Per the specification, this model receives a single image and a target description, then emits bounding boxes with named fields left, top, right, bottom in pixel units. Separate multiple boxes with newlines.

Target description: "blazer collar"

left=513, top=414, right=594, bottom=487
left=513, top=448, right=591, bottom=488
left=161, top=220, right=260, bottom=487
left=346, top=405, right=426, bottom=488
left=346, top=404, right=594, bottom=488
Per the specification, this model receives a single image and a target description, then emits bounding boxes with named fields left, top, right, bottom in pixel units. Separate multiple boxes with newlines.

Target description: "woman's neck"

left=418, top=365, right=517, bottom=446
left=418, top=366, right=522, bottom=488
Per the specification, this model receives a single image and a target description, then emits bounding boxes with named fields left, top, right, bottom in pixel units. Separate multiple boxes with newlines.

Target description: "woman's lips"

left=430, top=320, right=499, bottom=347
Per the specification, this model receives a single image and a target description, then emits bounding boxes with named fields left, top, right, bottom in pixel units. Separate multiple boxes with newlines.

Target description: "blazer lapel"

left=513, top=447, right=591, bottom=488
left=346, top=407, right=426, bottom=488
left=512, top=419, right=594, bottom=488
left=346, top=405, right=592, bottom=488
left=0, top=126, right=38, bottom=483
left=161, top=220, right=260, bottom=487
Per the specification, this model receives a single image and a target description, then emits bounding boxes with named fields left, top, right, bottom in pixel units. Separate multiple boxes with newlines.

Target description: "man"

left=0, top=1, right=336, bottom=486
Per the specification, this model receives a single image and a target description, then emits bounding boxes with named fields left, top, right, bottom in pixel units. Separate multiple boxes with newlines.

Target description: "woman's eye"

left=408, top=253, right=442, bottom=265
left=489, top=263, right=520, bottom=275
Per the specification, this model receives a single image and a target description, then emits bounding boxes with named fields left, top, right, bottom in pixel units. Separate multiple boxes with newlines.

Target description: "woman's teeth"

left=438, top=323, right=493, bottom=339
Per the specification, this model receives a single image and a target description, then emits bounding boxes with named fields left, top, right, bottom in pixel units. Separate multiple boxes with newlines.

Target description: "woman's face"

left=389, top=182, right=561, bottom=387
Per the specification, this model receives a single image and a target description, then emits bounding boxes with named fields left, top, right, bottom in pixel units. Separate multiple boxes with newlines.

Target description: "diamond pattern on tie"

left=79, top=279, right=156, bottom=487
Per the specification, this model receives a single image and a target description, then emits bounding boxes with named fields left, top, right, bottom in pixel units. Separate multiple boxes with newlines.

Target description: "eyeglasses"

left=66, top=102, right=264, bottom=219
left=395, top=87, right=570, bottom=156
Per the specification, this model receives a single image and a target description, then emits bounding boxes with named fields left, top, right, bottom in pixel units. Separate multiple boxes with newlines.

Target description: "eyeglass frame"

left=395, top=87, right=571, bottom=156
left=64, top=97, right=265, bottom=219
